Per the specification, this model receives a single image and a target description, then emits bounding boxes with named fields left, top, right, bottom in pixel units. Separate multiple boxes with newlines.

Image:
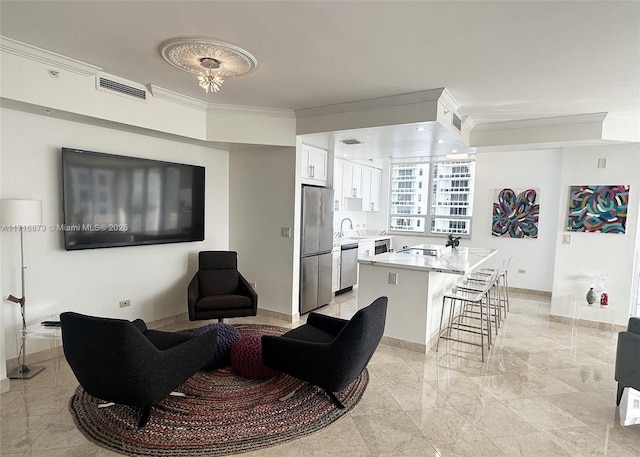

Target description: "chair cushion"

left=195, top=294, right=253, bottom=312
left=280, top=324, right=335, bottom=344
left=193, top=323, right=241, bottom=370
left=231, top=333, right=276, bottom=379
left=199, top=270, right=239, bottom=296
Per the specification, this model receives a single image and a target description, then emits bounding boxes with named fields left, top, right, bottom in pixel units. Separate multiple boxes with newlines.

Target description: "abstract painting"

left=567, top=185, right=629, bottom=233
left=492, top=188, right=540, bottom=238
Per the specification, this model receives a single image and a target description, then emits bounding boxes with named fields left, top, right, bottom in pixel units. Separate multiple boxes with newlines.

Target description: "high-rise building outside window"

left=389, top=160, right=475, bottom=235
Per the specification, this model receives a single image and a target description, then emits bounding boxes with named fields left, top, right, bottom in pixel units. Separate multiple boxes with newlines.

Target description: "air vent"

left=96, top=74, right=147, bottom=101
left=451, top=114, right=462, bottom=132
left=341, top=139, right=362, bottom=145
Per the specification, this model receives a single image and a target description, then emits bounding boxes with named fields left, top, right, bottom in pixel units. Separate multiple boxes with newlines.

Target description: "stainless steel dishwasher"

left=339, top=242, right=358, bottom=292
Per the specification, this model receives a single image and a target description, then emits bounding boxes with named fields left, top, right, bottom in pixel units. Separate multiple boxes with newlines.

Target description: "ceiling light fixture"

left=197, top=57, right=224, bottom=93
left=161, top=37, right=257, bottom=94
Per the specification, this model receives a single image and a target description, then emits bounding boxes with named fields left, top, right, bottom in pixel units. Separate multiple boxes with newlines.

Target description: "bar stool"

left=436, top=270, right=499, bottom=362
left=456, top=273, right=502, bottom=334
left=470, top=256, right=512, bottom=318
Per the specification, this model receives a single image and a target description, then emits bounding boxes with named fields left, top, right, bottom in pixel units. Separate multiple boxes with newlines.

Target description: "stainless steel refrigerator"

left=300, top=185, right=334, bottom=314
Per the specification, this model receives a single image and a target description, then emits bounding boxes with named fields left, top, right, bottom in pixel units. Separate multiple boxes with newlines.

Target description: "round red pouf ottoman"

left=231, top=333, right=276, bottom=379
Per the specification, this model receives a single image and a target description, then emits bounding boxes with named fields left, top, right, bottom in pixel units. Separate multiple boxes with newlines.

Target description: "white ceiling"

left=1, top=1, right=639, bottom=158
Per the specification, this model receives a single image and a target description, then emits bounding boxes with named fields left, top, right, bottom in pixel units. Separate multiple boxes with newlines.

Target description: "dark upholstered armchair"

left=615, top=317, right=640, bottom=405
left=60, top=312, right=218, bottom=427
left=261, top=296, right=387, bottom=408
left=188, top=251, right=258, bottom=321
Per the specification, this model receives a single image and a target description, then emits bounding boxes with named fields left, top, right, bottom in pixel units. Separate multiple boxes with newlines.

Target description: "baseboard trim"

left=509, top=287, right=552, bottom=298
left=145, top=313, right=190, bottom=330
left=257, top=308, right=299, bottom=324
left=381, top=335, right=427, bottom=354
left=549, top=314, right=625, bottom=332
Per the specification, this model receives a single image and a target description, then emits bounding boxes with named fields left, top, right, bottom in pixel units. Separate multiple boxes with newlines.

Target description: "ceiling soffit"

left=1, top=35, right=636, bottom=156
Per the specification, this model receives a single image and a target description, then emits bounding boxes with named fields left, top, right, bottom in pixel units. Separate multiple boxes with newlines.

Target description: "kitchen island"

left=357, top=245, right=497, bottom=353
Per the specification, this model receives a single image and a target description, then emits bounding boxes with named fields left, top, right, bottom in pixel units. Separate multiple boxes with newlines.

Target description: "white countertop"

left=358, top=245, right=497, bottom=275
left=333, top=234, right=391, bottom=247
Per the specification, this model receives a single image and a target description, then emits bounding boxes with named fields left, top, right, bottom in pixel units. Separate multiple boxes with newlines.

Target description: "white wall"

left=228, top=145, right=297, bottom=317
left=470, top=149, right=562, bottom=290
left=550, top=143, right=640, bottom=326
left=1, top=107, right=230, bottom=359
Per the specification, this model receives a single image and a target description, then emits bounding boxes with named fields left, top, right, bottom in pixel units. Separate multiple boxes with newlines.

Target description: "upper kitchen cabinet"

left=334, top=158, right=382, bottom=212
left=300, top=144, right=328, bottom=185
left=342, top=160, right=362, bottom=199
left=333, top=157, right=344, bottom=210
left=361, top=167, right=381, bottom=212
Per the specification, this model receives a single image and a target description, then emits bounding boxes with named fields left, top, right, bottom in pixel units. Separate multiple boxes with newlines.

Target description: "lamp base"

left=7, top=364, right=45, bottom=379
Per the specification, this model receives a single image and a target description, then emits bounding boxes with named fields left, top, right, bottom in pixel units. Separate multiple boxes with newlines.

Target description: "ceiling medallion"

left=160, top=37, right=257, bottom=94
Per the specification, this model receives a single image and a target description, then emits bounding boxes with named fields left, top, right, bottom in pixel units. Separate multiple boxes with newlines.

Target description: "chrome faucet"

left=339, top=217, right=353, bottom=237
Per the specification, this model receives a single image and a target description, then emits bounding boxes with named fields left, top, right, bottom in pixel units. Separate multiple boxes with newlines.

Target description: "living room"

left=1, top=1, right=640, bottom=456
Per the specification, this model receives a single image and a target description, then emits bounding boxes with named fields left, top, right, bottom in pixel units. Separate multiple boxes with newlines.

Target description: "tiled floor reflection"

left=1, top=291, right=639, bottom=456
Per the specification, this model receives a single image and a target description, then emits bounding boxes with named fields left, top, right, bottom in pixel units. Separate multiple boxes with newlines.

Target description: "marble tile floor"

left=1, top=291, right=639, bottom=456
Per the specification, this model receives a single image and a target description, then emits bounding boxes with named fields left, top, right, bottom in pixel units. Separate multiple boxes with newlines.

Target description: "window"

left=389, top=160, right=475, bottom=235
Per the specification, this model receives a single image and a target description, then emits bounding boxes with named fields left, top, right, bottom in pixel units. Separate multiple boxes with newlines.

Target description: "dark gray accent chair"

left=615, top=317, right=640, bottom=405
left=261, top=296, right=387, bottom=408
left=60, top=312, right=218, bottom=427
left=188, top=251, right=258, bottom=321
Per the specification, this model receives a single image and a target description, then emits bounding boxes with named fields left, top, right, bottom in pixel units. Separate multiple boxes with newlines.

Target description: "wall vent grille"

left=98, top=76, right=147, bottom=101
left=452, top=114, right=462, bottom=131
left=341, top=139, right=362, bottom=145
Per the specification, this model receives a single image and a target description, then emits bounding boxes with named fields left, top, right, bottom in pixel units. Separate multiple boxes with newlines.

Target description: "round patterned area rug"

left=68, top=324, right=368, bottom=457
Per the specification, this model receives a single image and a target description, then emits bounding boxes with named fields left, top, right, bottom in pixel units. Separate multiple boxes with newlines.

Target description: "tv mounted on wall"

left=62, top=148, right=205, bottom=250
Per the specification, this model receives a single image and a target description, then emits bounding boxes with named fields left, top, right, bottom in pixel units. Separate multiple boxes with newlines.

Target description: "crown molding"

left=437, top=88, right=461, bottom=114
left=295, top=88, right=447, bottom=119
left=0, top=35, right=101, bottom=76
left=148, top=85, right=208, bottom=111
left=462, top=116, right=476, bottom=131
left=473, top=113, right=609, bottom=132
left=206, top=103, right=295, bottom=118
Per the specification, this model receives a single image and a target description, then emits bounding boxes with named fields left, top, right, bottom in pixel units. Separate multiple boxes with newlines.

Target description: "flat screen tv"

left=62, top=148, right=205, bottom=250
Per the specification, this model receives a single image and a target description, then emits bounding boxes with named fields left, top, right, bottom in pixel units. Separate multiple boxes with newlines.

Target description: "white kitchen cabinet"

left=332, top=247, right=341, bottom=293
left=356, top=165, right=382, bottom=212
left=333, top=158, right=344, bottom=211
left=342, top=161, right=362, bottom=199
left=333, top=158, right=382, bottom=212
left=367, top=167, right=382, bottom=211
left=361, top=166, right=372, bottom=210
left=301, top=144, right=328, bottom=185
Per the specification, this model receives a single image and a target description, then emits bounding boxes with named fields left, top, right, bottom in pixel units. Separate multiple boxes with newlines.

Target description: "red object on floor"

left=231, top=332, right=277, bottom=379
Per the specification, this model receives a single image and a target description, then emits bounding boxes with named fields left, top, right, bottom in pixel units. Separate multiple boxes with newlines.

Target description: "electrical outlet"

left=119, top=299, right=130, bottom=308
left=563, top=234, right=571, bottom=244
left=389, top=272, right=398, bottom=285
left=280, top=227, right=291, bottom=237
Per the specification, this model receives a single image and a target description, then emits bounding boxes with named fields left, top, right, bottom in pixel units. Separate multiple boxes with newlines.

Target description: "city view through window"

left=389, top=161, right=475, bottom=235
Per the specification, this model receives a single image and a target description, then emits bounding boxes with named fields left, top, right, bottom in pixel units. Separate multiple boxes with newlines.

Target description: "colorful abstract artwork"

left=492, top=188, right=540, bottom=238
left=567, top=185, right=629, bottom=233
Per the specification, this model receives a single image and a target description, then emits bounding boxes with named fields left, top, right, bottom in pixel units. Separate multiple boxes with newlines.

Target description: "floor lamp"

left=1, top=199, right=45, bottom=379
